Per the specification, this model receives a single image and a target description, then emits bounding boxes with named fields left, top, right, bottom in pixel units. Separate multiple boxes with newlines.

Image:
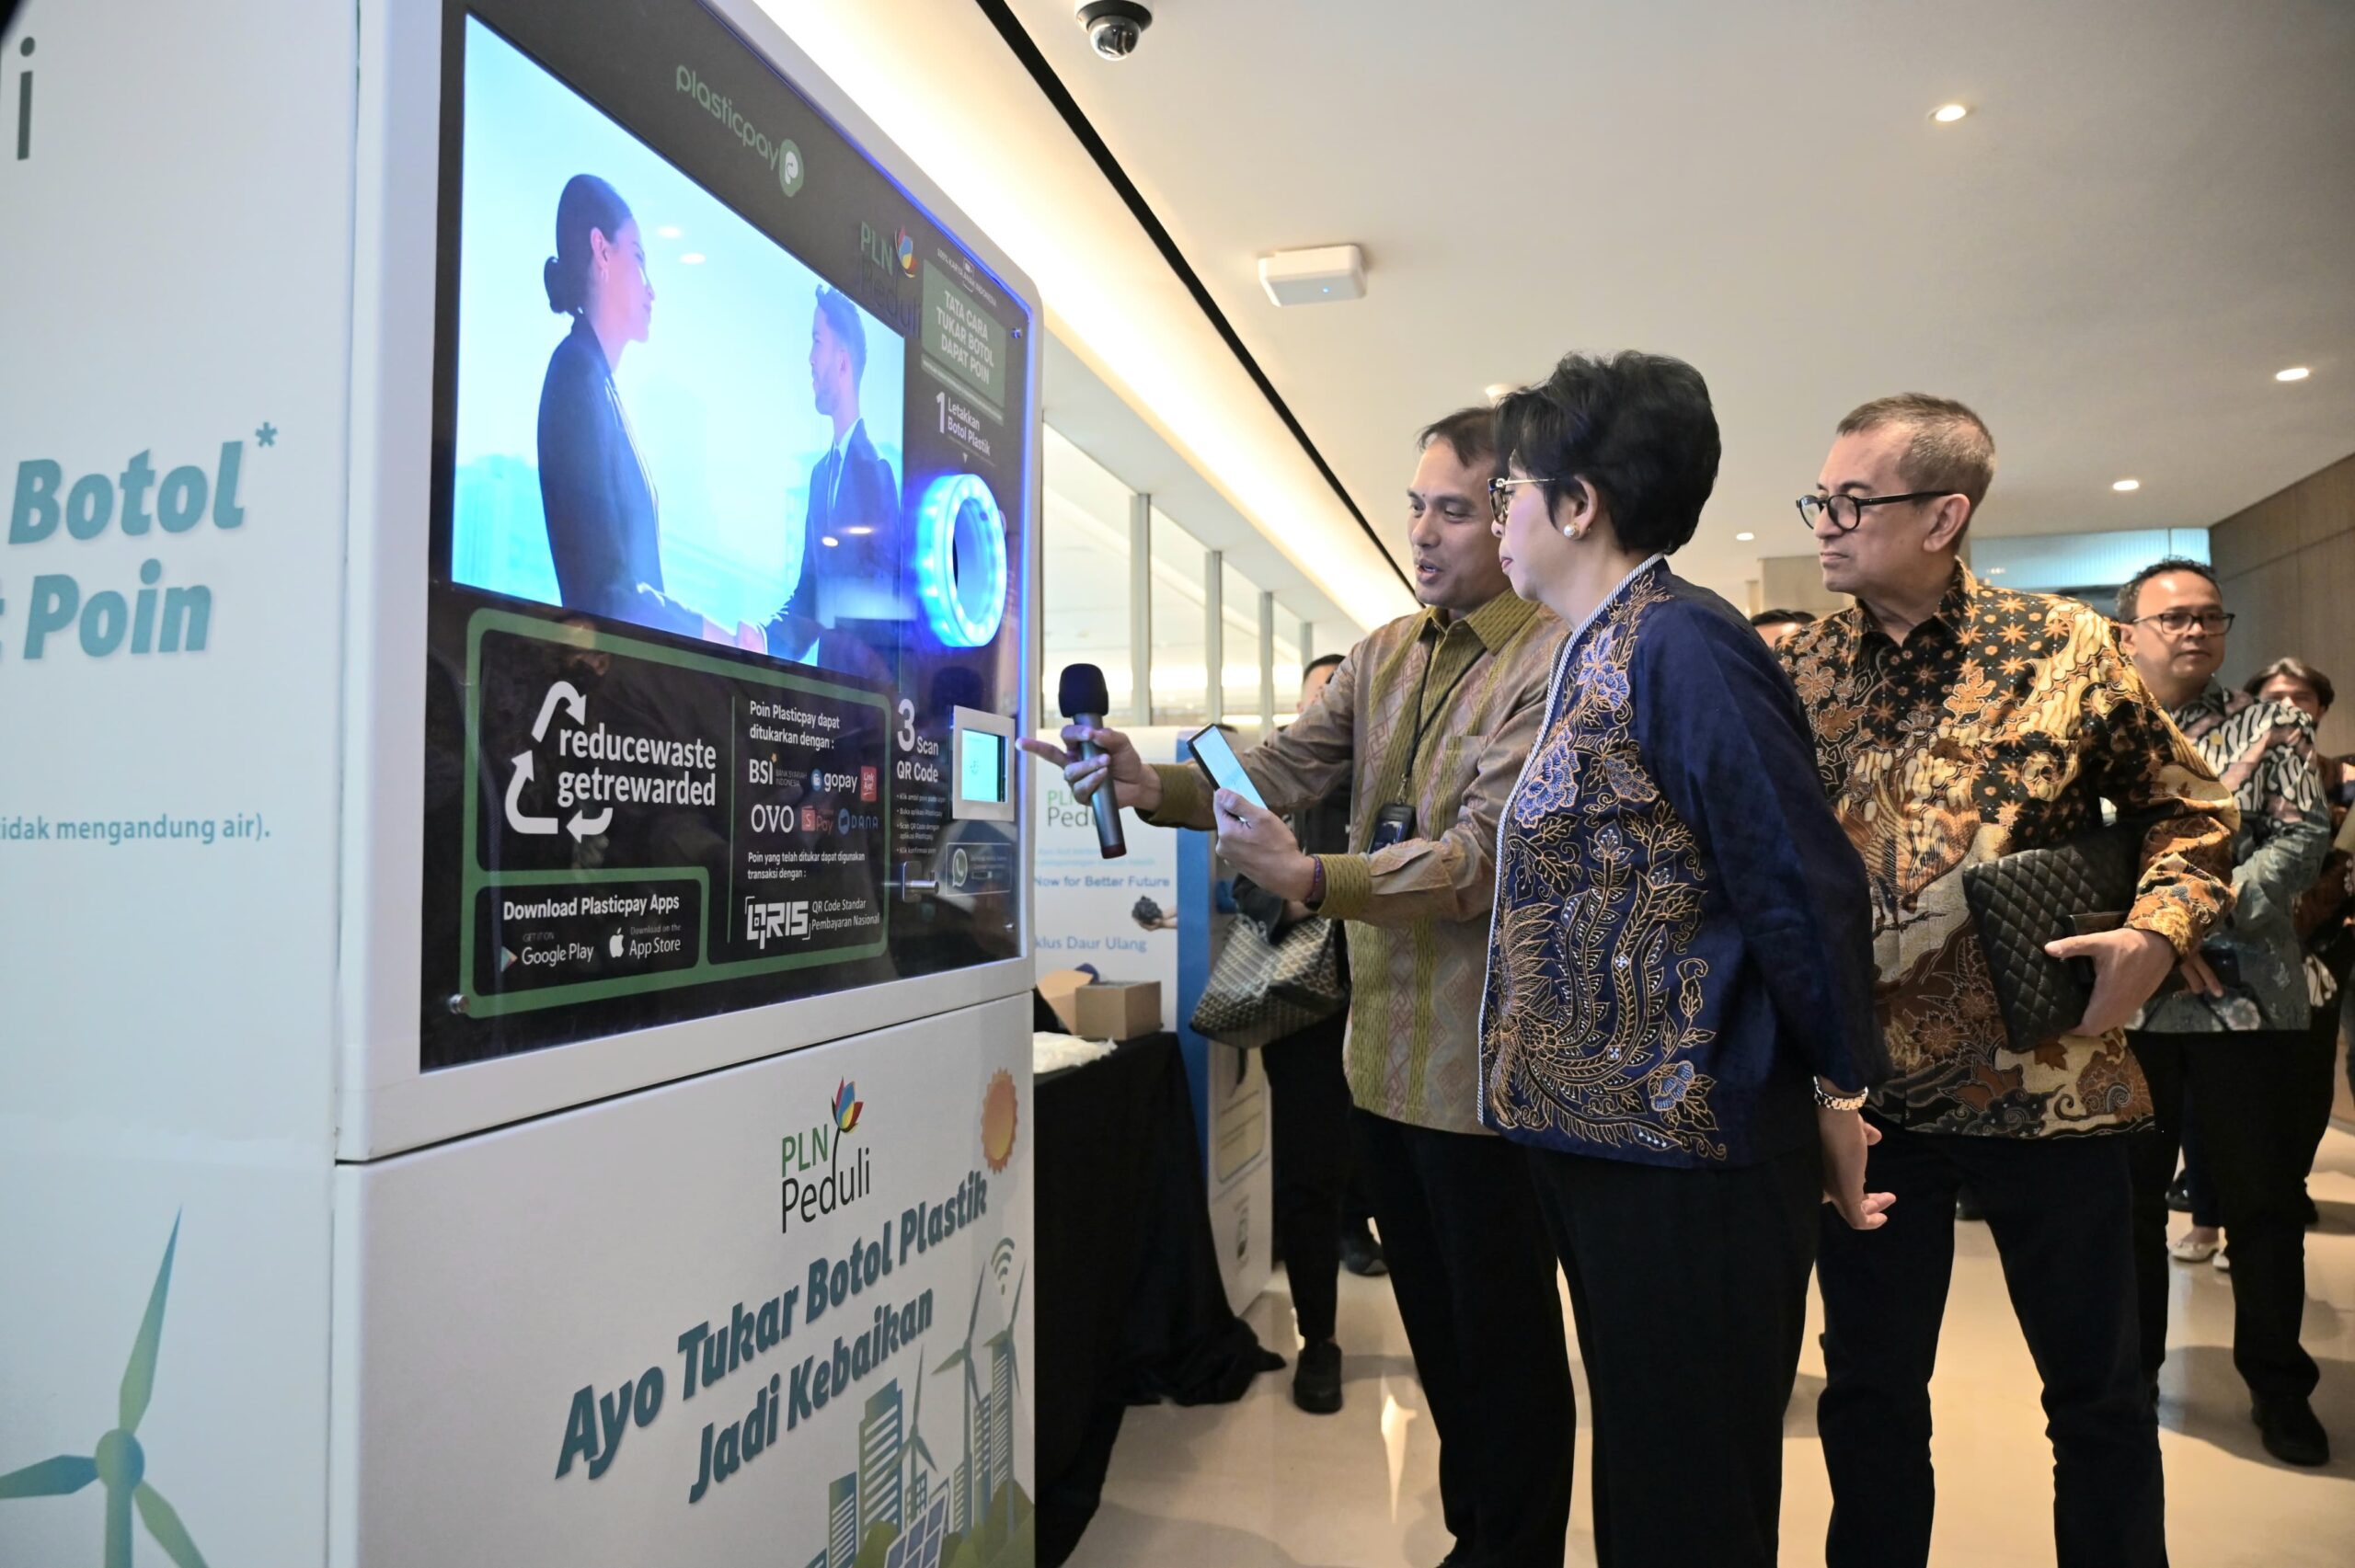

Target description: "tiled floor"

left=1072, top=1127, right=2355, bottom=1567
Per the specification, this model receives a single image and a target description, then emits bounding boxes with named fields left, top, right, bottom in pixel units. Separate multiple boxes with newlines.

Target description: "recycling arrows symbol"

left=503, top=680, right=611, bottom=841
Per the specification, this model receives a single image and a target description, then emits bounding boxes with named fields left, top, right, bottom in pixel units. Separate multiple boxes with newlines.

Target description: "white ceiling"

left=1005, top=0, right=2355, bottom=605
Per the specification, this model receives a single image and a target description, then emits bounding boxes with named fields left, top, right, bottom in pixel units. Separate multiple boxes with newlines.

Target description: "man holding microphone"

left=1023, top=408, right=1575, bottom=1568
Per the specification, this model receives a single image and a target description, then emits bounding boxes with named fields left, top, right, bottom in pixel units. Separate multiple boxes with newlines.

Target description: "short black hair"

left=1418, top=406, right=1503, bottom=481
left=1304, top=652, right=1344, bottom=679
left=1493, top=351, right=1721, bottom=556
left=1750, top=608, right=1815, bottom=629
left=1837, top=394, right=1997, bottom=513
left=2115, top=556, right=2219, bottom=624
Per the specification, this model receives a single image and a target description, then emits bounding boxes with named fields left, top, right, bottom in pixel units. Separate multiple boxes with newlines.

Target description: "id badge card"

left=1369, top=802, right=1415, bottom=852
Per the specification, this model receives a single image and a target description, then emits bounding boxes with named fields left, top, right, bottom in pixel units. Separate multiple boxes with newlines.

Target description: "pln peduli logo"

left=0, top=1212, right=211, bottom=1568
left=782, top=1079, right=872, bottom=1232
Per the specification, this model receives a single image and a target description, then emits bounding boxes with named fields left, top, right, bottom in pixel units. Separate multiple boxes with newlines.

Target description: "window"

left=1270, top=622, right=1303, bottom=717
left=1221, top=558, right=1264, bottom=739
left=1040, top=427, right=1133, bottom=719
left=1149, top=506, right=1210, bottom=727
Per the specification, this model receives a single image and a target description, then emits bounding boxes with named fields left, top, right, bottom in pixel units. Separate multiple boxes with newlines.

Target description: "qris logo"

left=745, top=898, right=810, bottom=949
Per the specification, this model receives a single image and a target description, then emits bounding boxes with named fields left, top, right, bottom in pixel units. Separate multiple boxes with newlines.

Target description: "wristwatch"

left=1812, top=1081, right=1868, bottom=1113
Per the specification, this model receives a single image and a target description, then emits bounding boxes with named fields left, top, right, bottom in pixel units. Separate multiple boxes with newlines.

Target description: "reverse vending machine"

left=0, top=3, right=1038, bottom=1564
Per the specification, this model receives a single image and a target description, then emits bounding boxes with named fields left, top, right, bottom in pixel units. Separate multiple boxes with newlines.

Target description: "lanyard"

left=1396, top=627, right=1477, bottom=805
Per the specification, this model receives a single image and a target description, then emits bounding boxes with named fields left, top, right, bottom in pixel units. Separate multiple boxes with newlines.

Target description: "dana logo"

left=781, top=1080, right=871, bottom=1233
left=746, top=898, right=810, bottom=949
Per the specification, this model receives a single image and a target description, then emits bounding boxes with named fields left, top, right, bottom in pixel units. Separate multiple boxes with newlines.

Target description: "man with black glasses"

left=2117, top=557, right=2333, bottom=1467
left=1779, top=395, right=2236, bottom=1568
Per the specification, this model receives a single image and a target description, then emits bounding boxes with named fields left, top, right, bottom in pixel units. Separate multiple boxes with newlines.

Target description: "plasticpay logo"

left=675, top=63, right=802, bottom=197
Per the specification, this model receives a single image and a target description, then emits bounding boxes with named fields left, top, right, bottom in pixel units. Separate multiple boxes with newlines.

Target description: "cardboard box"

left=1074, top=980, right=1162, bottom=1042
left=1036, top=968, right=1092, bottom=1036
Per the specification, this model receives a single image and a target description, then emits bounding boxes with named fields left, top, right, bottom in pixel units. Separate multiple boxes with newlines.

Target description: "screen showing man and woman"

left=447, top=18, right=907, bottom=664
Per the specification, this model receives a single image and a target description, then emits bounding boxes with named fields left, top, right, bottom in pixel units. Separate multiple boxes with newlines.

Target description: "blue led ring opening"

left=915, top=473, right=1008, bottom=647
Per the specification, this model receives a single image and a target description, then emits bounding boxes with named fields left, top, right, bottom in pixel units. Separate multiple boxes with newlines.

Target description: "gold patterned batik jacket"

left=1778, top=567, right=2236, bottom=1138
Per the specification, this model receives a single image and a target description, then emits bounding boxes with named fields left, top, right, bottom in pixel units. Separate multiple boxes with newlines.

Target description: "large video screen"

left=448, top=19, right=910, bottom=653
left=421, top=0, right=1032, bottom=1070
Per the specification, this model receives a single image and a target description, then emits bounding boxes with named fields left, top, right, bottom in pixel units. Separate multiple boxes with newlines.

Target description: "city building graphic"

left=860, top=1382, right=905, bottom=1539
left=797, top=1242, right=1031, bottom=1567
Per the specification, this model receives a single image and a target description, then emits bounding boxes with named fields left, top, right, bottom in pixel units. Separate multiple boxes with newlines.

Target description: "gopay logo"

left=675, top=63, right=802, bottom=198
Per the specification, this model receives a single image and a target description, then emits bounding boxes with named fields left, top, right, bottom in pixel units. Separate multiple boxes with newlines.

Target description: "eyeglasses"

left=1488, top=475, right=1559, bottom=526
left=1794, top=491, right=1952, bottom=534
left=2128, top=609, right=2235, bottom=636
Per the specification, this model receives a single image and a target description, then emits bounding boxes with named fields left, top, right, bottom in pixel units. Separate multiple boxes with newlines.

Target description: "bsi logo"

left=745, top=898, right=810, bottom=949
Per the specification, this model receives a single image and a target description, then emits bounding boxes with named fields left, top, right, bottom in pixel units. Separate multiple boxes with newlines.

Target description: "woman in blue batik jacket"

left=1481, top=352, right=1890, bottom=1568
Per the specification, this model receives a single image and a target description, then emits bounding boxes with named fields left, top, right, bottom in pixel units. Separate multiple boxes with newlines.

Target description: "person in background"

left=1749, top=606, right=1817, bottom=649
left=1781, top=395, right=2235, bottom=1568
left=1290, top=652, right=1388, bottom=1280
left=2251, top=654, right=2355, bottom=1172
left=1230, top=653, right=1360, bottom=1413
left=1023, top=408, right=1576, bottom=1568
left=2246, top=658, right=2355, bottom=1207
left=2120, top=569, right=2333, bottom=1467
left=1481, top=352, right=1890, bottom=1568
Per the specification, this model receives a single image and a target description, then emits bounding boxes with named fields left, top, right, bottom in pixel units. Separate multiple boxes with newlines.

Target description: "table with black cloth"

left=1033, top=1027, right=1281, bottom=1566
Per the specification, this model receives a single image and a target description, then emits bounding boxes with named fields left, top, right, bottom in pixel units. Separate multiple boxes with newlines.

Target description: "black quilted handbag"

left=1961, top=828, right=2179, bottom=1050
left=1188, top=914, right=1346, bottom=1050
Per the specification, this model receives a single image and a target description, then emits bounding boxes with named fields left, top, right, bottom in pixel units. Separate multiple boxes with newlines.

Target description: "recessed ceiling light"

left=2112, top=478, right=2141, bottom=492
left=657, top=225, right=682, bottom=239
left=1735, top=532, right=1755, bottom=542
left=2276, top=366, right=2311, bottom=382
left=1484, top=383, right=1514, bottom=402
left=1931, top=103, right=1970, bottom=123
left=1988, top=567, right=2006, bottom=575
left=821, top=534, right=840, bottom=548
left=679, top=252, right=706, bottom=265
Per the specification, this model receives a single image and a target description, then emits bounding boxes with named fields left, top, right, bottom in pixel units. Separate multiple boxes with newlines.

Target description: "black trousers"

left=1525, top=1140, right=1819, bottom=1568
left=2126, top=1028, right=2320, bottom=1403
left=1261, top=1013, right=1350, bottom=1345
left=1352, top=1109, right=1573, bottom=1568
left=1817, top=1120, right=2163, bottom=1568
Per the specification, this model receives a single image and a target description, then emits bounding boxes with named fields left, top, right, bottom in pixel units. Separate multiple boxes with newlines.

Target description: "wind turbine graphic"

left=903, top=1346, right=938, bottom=1501
left=982, top=1265, right=1025, bottom=1402
left=981, top=1265, right=1025, bottom=1524
left=0, top=1212, right=210, bottom=1568
left=931, top=1271, right=988, bottom=1527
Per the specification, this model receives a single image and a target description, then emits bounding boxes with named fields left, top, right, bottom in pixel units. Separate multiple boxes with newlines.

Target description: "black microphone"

left=1057, top=663, right=1128, bottom=860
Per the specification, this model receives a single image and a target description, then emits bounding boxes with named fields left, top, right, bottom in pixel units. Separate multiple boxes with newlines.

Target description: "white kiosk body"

left=0, top=3, right=1040, bottom=1564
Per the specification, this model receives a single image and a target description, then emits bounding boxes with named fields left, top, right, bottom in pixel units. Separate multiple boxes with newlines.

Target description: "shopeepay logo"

left=780, top=1080, right=869, bottom=1234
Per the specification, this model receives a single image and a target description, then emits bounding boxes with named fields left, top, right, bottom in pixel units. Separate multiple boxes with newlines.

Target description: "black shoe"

left=1340, top=1226, right=1388, bottom=1277
left=2252, top=1396, right=2331, bottom=1467
left=1292, top=1339, right=1343, bottom=1414
left=2165, top=1174, right=2193, bottom=1213
left=1955, top=1186, right=1985, bottom=1222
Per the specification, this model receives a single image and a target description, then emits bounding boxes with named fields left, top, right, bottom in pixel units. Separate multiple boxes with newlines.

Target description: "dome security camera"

left=1075, top=1, right=1154, bottom=61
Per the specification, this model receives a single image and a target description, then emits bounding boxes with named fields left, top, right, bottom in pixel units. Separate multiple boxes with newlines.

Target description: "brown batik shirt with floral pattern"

left=1778, top=566, right=2236, bottom=1138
